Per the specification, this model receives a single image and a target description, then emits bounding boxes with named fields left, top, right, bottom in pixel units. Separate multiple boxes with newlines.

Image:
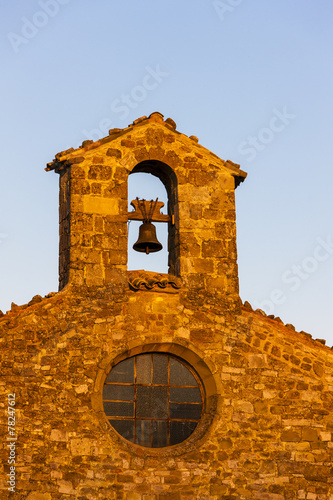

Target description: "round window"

left=103, top=353, right=204, bottom=448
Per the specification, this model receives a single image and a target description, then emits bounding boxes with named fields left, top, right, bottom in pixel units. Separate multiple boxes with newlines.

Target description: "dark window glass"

left=136, top=386, right=168, bottom=418
left=169, top=387, right=202, bottom=403
left=103, top=353, right=203, bottom=448
left=135, top=420, right=152, bottom=447
left=103, top=385, right=135, bottom=401
left=109, top=419, right=134, bottom=442
left=152, top=420, right=168, bottom=448
left=103, top=401, right=134, bottom=417
left=170, top=421, right=197, bottom=446
left=152, top=354, right=168, bottom=384
left=136, top=354, right=151, bottom=384
left=169, top=358, right=197, bottom=386
left=105, top=358, right=134, bottom=383
left=170, top=403, right=202, bottom=420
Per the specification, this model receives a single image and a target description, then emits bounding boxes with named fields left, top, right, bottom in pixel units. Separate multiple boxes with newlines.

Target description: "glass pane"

left=109, top=419, right=134, bottom=442
left=135, top=420, right=152, bottom=447
left=136, top=386, right=168, bottom=418
left=103, top=401, right=134, bottom=417
left=103, top=384, right=135, bottom=401
left=170, top=358, right=198, bottom=386
left=169, top=403, right=202, bottom=420
left=170, top=421, right=197, bottom=446
left=152, top=354, right=168, bottom=385
left=136, top=354, right=152, bottom=384
left=169, top=387, right=202, bottom=403
left=152, top=420, right=168, bottom=448
left=106, top=358, right=134, bottom=383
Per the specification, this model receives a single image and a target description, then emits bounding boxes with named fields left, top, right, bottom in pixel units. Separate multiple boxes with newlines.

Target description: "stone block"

left=302, top=428, right=318, bottom=442
left=313, top=361, right=324, bottom=377
left=50, top=429, right=68, bottom=442
left=210, top=484, right=228, bottom=495
left=88, top=165, right=112, bottom=180
left=85, top=264, right=104, bottom=286
left=281, top=430, right=301, bottom=442
left=319, top=431, right=331, bottom=441
left=220, top=438, right=233, bottom=449
left=232, top=399, right=254, bottom=413
left=192, top=258, right=214, bottom=274
left=158, top=493, right=181, bottom=500
left=249, top=353, right=267, bottom=368
left=70, top=438, right=91, bottom=456
left=26, top=494, right=52, bottom=500
left=83, top=195, right=119, bottom=216
left=58, top=479, right=76, bottom=494
left=91, top=182, right=102, bottom=195
left=117, top=474, right=135, bottom=483
left=71, top=179, right=90, bottom=195
left=190, top=328, right=214, bottom=343
left=106, top=148, right=122, bottom=158
left=202, top=239, right=226, bottom=258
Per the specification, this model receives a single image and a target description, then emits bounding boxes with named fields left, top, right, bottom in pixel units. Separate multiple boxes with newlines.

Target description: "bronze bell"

left=133, top=222, right=163, bottom=254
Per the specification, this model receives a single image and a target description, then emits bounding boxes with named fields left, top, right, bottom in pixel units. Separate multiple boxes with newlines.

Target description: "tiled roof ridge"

left=45, top=112, right=246, bottom=183
left=242, top=300, right=331, bottom=350
left=0, top=292, right=57, bottom=319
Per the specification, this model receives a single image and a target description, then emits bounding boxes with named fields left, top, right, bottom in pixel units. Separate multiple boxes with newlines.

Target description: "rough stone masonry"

left=0, top=112, right=332, bottom=499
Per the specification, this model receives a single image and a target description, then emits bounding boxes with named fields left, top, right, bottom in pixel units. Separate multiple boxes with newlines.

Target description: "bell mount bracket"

left=128, top=198, right=172, bottom=224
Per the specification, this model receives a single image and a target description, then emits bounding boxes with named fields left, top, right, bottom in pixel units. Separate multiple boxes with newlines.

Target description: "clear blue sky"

left=1, top=1, right=332, bottom=345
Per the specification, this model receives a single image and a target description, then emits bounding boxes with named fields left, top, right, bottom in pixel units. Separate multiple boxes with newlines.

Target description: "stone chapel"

left=1, top=112, right=333, bottom=499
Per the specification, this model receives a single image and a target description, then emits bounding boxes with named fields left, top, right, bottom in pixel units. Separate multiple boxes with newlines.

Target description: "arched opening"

left=128, top=161, right=178, bottom=275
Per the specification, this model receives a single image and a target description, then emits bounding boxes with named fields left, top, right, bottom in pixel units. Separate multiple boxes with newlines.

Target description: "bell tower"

left=47, top=111, right=246, bottom=310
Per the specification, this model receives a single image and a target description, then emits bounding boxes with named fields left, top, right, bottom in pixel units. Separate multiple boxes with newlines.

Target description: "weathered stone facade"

left=1, top=112, right=333, bottom=499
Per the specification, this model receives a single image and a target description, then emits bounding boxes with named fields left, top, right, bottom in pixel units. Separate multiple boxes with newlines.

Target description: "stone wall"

left=1, top=287, right=333, bottom=499
left=1, top=113, right=332, bottom=499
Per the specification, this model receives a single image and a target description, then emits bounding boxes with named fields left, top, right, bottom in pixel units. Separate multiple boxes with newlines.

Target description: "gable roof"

left=46, top=112, right=247, bottom=187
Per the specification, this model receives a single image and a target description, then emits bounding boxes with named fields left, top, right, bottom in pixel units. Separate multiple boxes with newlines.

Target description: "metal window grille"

left=103, top=353, right=204, bottom=448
